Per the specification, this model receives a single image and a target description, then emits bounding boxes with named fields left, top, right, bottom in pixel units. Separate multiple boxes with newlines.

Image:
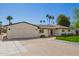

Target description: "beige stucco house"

left=4, top=21, right=76, bottom=39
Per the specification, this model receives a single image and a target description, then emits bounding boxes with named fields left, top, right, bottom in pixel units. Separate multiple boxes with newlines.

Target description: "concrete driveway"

left=0, top=37, right=79, bottom=56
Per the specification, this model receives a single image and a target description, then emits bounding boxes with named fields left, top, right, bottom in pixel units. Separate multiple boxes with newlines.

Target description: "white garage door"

left=7, top=23, right=39, bottom=39
left=7, top=29, right=39, bottom=39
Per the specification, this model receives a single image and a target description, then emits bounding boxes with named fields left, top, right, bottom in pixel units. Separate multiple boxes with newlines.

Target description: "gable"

left=8, top=22, right=39, bottom=30
left=4, top=21, right=39, bottom=28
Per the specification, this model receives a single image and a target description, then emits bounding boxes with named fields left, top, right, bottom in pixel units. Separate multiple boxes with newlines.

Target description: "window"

left=68, top=29, right=70, bottom=32
left=39, top=29, right=44, bottom=33
left=8, top=28, right=10, bottom=30
left=62, top=29, right=65, bottom=32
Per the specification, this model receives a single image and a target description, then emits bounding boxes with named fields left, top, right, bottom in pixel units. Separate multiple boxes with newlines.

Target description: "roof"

left=4, top=21, right=74, bottom=29
left=37, top=25, right=54, bottom=29
left=38, top=25, right=70, bottom=29
left=4, top=21, right=39, bottom=27
left=53, top=25, right=69, bottom=29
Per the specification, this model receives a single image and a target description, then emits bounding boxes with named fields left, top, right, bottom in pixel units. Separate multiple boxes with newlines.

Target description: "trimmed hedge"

left=40, top=35, right=45, bottom=38
left=61, top=33, right=74, bottom=37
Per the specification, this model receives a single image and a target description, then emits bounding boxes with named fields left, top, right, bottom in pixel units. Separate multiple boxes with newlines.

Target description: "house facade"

left=38, top=25, right=76, bottom=36
left=4, top=21, right=76, bottom=39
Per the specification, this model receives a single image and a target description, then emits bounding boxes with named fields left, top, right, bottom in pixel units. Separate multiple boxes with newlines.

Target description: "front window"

left=62, top=29, right=65, bottom=32
left=68, top=29, right=70, bottom=32
left=39, top=29, right=44, bottom=33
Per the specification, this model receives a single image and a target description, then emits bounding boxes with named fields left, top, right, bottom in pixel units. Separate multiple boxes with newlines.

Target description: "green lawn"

left=56, top=36, right=79, bottom=42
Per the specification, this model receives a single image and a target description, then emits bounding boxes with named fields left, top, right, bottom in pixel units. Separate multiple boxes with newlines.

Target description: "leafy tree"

left=57, top=14, right=70, bottom=27
left=6, top=16, right=13, bottom=25
left=72, top=8, right=79, bottom=28
left=46, top=14, right=54, bottom=25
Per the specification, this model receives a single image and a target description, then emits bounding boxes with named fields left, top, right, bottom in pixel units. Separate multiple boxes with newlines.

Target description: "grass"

left=56, top=36, right=79, bottom=42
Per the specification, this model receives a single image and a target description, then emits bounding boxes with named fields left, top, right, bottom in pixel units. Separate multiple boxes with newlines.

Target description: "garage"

left=6, top=22, right=39, bottom=39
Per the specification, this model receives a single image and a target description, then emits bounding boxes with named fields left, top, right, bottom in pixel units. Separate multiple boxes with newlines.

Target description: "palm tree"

left=49, top=16, right=54, bottom=25
left=0, top=21, right=2, bottom=26
left=0, top=21, right=2, bottom=35
left=40, top=20, right=45, bottom=24
left=6, top=16, right=13, bottom=25
left=40, top=20, right=42, bottom=23
left=46, top=14, right=54, bottom=25
left=46, top=14, right=49, bottom=24
left=43, top=20, right=45, bottom=23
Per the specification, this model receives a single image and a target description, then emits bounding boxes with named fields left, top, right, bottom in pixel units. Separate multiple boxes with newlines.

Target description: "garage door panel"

left=7, top=23, right=39, bottom=39
left=8, top=30, right=39, bottom=39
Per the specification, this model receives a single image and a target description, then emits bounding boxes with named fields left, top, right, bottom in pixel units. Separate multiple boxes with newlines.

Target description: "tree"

left=6, top=16, right=13, bottom=25
left=43, top=20, right=45, bottom=23
left=46, top=14, right=54, bottom=25
left=57, top=14, right=70, bottom=27
left=72, top=8, right=79, bottom=28
left=40, top=20, right=42, bottom=23
left=40, top=20, right=45, bottom=24
left=0, top=21, right=2, bottom=26
left=0, top=21, right=2, bottom=35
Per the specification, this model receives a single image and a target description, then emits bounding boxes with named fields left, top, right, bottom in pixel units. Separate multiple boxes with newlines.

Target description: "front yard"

left=56, top=36, right=79, bottom=42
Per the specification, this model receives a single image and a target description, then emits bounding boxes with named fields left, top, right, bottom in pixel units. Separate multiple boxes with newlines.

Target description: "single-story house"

left=4, top=21, right=76, bottom=39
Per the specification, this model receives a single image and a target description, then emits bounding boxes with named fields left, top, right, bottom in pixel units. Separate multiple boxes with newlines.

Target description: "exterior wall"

left=0, top=35, right=2, bottom=40
left=39, top=28, right=76, bottom=37
left=53, top=29, right=61, bottom=36
left=39, top=29, right=49, bottom=37
left=53, top=29, right=76, bottom=36
left=6, top=23, right=76, bottom=39
left=7, top=23, right=40, bottom=39
left=64, top=29, right=76, bottom=35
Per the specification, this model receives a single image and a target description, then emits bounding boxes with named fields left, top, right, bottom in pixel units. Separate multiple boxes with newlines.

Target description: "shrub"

left=61, top=33, right=74, bottom=37
left=68, top=33, right=74, bottom=36
left=62, top=29, right=65, bottom=32
left=2, top=29, right=7, bottom=33
left=61, top=33, right=67, bottom=37
left=3, top=36, right=7, bottom=40
left=40, top=35, right=45, bottom=38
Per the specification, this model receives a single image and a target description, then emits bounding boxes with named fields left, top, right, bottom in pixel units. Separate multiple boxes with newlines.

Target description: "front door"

left=50, top=30, right=53, bottom=36
left=76, top=30, right=79, bottom=35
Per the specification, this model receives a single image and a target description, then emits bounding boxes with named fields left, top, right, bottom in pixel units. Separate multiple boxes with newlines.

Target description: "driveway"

left=0, top=37, right=79, bottom=56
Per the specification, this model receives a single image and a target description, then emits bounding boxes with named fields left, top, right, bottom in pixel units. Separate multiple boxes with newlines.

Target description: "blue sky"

left=0, top=3, right=79, bottom=25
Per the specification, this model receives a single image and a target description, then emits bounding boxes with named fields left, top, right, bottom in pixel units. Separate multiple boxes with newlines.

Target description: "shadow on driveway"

left=3, top=37, right=52, bottom=41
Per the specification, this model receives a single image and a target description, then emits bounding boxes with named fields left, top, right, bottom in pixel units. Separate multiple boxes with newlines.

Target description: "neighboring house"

left=4, top=21, right=76, bottom=39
